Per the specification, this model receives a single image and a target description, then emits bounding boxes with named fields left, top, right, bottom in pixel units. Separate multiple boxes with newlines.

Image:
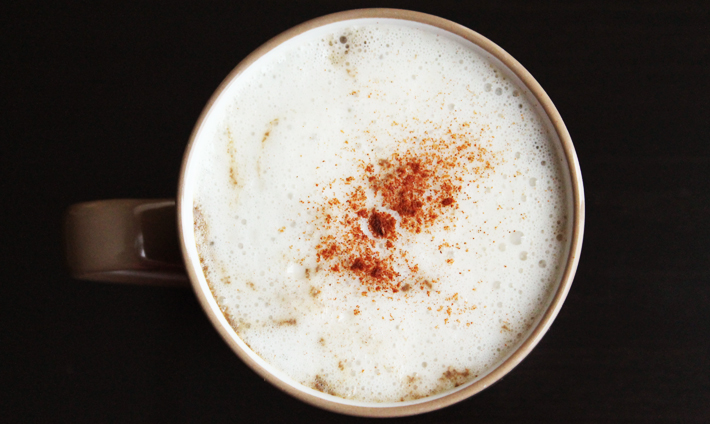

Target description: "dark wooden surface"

left=3, top=1, right=709, bottom=422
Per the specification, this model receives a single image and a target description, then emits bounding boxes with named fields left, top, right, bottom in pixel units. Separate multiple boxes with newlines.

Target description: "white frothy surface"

left=189, top=20, right=573, bottom=403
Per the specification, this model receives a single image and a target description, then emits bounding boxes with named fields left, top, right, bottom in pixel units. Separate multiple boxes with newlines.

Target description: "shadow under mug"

left=64, top=8, right=584, bottom=417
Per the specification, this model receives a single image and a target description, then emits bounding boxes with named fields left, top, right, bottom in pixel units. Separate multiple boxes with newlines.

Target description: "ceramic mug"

left=64, top=9, right=584, bottom=417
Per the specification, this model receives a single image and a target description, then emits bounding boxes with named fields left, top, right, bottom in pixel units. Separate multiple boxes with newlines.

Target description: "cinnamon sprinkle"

left=312, top=125, right=499, bottom=293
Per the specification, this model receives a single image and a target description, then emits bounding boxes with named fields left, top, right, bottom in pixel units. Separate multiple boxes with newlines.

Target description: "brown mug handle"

left=64, top=199, right=190, bottom=287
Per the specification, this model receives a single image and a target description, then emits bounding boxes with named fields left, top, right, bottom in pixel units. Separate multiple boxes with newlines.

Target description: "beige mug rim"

left=177, top=8, right=585, bottom=418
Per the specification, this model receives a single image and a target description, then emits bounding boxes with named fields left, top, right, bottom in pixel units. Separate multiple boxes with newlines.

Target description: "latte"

left=187, top=19, right=572, bottom=403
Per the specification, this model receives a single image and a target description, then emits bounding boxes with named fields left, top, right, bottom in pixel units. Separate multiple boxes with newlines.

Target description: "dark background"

left=2, top=1, right=709, bottom=422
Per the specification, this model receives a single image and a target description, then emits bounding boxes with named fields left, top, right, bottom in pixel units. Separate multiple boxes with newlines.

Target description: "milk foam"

left=188, top=20, right=573, bottom=403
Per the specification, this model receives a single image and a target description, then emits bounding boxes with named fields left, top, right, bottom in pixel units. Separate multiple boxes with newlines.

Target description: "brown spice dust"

left=311, top=125, right=498, bottom=293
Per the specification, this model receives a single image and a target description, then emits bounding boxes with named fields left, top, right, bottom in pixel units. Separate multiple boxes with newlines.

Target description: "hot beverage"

left=187, top=19, right=573, bottom=403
